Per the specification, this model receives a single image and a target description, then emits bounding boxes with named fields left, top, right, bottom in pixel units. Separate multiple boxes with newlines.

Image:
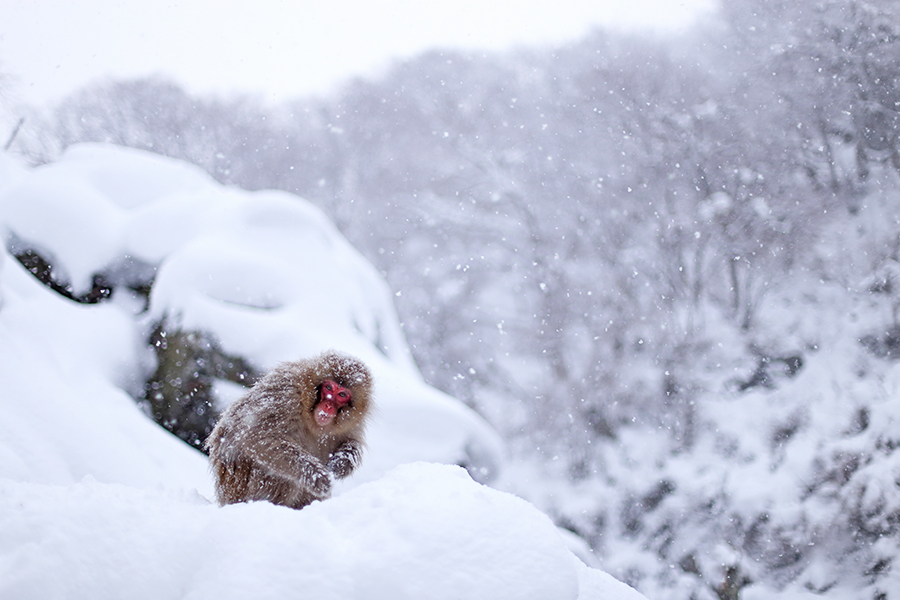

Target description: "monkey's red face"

left=314, top=380, right=352, bottom=427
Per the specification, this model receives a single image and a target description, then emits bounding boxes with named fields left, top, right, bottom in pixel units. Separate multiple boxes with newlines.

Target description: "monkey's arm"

left=327, top=439, right=363, bottom=479
left=247, top=439, right=333, bottom=498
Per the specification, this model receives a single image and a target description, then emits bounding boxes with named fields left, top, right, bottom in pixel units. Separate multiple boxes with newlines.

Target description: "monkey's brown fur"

left=204, top=350, right=373, bottom=509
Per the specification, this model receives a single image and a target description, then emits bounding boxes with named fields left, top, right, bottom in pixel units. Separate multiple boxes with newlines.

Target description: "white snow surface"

left=0, top=464, right=642, bottom=600
left=0, top=145, right=642, bottom=599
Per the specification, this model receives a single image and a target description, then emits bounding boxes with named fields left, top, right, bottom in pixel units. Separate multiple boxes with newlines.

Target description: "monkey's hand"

left=299, top=457, right=333, bottom=499
left=327, top=440, right=363, bottom=479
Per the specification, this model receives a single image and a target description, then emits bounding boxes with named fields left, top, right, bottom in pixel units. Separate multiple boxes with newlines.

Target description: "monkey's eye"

left=338, top=391, right=349, bottom=399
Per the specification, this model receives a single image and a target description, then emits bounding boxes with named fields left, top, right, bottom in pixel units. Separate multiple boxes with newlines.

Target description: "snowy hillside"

left=0, top=145, right=643, bottom=599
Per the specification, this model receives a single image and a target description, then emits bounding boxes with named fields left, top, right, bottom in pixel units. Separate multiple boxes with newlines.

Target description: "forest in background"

left=6, top=1, right=900, bottom=598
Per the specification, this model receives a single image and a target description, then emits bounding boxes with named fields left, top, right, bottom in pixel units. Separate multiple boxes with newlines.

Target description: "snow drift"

left=0, top=464, right=644, bottom=600
left=0, top=144, right=643, bottom=599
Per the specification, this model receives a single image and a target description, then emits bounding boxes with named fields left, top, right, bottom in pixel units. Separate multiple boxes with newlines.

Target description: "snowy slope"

left=0, top=464, right=645, bottom=600
left=0, top=146, right=643, bottom=599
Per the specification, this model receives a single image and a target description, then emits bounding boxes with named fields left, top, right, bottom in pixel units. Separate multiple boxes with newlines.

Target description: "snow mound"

left=0, top=464, right=644, bottom=600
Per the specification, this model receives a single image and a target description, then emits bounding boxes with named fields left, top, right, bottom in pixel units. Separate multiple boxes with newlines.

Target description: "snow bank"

left=0, top=463, right=644, bottom=600
left=0, top=145, right=643, bottom=599
left=0, top=264, right=639, bottom=598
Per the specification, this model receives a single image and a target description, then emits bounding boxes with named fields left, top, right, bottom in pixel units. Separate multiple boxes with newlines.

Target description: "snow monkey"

left=204, top=350, right=373, bottom=509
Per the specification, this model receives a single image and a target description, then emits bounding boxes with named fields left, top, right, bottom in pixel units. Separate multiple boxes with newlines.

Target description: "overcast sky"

left=1, top=0, right=716, bottom=108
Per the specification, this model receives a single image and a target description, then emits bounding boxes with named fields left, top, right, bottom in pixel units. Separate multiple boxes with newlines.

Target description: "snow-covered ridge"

left=0, top=145, right=643, bottom=599
left=0, top=464, right=646, bottom=600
